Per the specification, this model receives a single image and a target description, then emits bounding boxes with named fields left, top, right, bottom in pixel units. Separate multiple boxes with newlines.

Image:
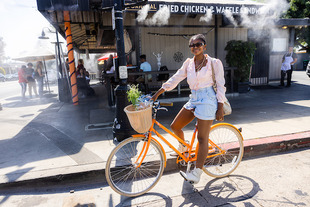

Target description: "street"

left=0, top=81, right=21, bottom=100
left=0, top=148, right=309, bottom=207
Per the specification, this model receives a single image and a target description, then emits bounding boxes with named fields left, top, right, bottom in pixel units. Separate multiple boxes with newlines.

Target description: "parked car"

left=307, top=61, right=310, bottom=78
left=4, top=73, right=18, bottom=81
left=0, top=74, right=5, bottom=82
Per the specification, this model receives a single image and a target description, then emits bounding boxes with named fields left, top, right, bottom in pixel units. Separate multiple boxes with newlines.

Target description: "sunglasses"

left=189, top=42, right=205, bottom=48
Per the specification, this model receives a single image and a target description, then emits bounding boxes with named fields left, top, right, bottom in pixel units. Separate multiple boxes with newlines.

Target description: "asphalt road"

left=0, top=80, right=57, bottom=101
left=0, top=81, right=21, bottom=101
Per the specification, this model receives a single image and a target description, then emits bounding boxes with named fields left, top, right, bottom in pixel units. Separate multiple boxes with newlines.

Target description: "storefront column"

left=63, top=11, right=79, bottom=105
left=289, top=27, right=295, bottom=47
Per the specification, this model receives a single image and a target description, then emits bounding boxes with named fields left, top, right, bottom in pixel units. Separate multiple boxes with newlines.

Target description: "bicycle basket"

left=124, top=104, right=152, bottom=133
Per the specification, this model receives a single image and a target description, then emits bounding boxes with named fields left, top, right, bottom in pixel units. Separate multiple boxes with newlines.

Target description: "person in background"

left=25, top=63, right=38, bottom=98
left=18, top=65, right=27, bottom=99
left=136, top=54, right=152, bottom=83
left=76, top=59, right=86, bottom=77
left=280, top=46, right=297, bottom=87
left=35, top=61, right=44, bottom=98
left=106, top=54, right=114, bottom=71
left=77, top=68, right=85, bottom=78
left=85, top=70, right=91, bottom=85
left=65, top=58, right=70, bottom=73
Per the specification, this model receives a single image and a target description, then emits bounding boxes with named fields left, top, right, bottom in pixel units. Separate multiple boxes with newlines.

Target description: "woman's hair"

left=36, top=61, right=43, bottom=70
left=78, top=59, right=84, bottom=65
left=189, top=34, right=206, bottom=45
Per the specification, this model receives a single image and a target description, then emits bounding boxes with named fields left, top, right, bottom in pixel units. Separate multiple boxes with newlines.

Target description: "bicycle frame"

left=132, top=118, right=227, bottom=169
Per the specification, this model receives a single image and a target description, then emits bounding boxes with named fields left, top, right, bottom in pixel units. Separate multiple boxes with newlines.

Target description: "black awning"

left=276, top=18, right=310, bottom=26
left=37, top=0, right=90, bottom=11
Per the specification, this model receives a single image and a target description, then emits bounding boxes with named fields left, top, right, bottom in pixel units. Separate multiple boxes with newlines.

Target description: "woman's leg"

left=33, top=81, right=38, bottom=96
left=195, top=118, right=213, bottom=169
left=28, top=83, right=32, bottom=97
left=170, top=107, right=195, bottom=141
left=22, top=83, right=27, bottom=97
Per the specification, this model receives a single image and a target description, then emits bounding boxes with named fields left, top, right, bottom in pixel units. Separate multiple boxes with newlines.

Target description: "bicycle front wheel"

left=105, top=137, right=165, bottom=197
left=203, top=123, right=244, bottom=178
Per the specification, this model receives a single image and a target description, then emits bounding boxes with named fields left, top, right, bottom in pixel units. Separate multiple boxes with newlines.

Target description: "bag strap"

left=210, top=57, right=217, bottom=93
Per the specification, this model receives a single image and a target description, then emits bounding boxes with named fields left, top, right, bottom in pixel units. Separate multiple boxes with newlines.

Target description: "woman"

left=35, top=61, right=44, bottom=98
left=76, top=59, right=85, bottom=77
left=152, top=34, right=226, bottom=184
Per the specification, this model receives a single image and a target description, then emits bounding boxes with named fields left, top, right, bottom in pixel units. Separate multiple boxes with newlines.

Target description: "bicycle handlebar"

left=160, top=102, right=173, bottom=107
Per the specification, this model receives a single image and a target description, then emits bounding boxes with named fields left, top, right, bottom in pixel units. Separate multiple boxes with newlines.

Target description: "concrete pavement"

left=0, top=71, right=309, bottom=189
left=0, top=148, right=309, bottom=206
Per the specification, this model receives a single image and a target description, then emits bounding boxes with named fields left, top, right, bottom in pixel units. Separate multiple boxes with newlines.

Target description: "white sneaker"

left=180, top=167, right=203, bottom=184
left=170, top=143, right=187, bottom=156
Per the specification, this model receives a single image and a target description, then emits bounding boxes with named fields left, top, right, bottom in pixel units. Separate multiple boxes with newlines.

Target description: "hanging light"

left=38, top=30, right=49, bottom=39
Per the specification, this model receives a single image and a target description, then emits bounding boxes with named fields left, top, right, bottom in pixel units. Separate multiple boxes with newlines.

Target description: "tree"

left=285, top=0, right=310, bottom=52
left=0, top=37, right=5, bottom=64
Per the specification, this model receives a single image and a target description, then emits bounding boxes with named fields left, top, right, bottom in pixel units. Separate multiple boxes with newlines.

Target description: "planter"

left=124, top=104, right=152, bottom=133
left=238, top=82, right=251, bottom=93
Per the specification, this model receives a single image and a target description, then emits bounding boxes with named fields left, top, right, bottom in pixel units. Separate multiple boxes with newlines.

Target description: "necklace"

left=195, top=56, right=206, bottom=72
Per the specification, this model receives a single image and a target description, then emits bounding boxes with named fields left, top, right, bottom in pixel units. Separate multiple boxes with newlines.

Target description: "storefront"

left=37, top=0, right=300, bottom=87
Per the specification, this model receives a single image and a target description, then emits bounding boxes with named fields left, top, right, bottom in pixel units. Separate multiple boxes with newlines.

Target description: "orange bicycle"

left=105, top=102, right=244, bottom=197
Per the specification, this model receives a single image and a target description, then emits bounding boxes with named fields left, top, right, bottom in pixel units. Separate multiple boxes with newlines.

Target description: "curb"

left=0, top=132, right=310, bottom=190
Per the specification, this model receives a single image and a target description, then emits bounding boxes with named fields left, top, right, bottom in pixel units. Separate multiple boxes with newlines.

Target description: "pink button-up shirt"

left=162, top=55, right=226, bottom=103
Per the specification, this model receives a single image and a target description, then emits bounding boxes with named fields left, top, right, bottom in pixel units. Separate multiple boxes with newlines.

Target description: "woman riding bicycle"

left=152, top=34, right=226, bottom=184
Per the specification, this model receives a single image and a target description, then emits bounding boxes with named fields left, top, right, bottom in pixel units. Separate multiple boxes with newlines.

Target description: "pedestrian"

left=25, top=63, right=38, bottom=98
left=35, top=61, right=44, bottom=98
left=18, top=65, right=27, bottom=99
left=152, top=34, right=226, bottom=184
left=280, top=46, right=297, bottom=87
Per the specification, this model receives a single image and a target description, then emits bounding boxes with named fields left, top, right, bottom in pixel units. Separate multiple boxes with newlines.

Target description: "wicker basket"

left=124, top=104, right=152, bottom=133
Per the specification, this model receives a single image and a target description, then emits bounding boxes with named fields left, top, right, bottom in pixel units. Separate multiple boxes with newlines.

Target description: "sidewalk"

left=0, top=71, right=310, bottom=188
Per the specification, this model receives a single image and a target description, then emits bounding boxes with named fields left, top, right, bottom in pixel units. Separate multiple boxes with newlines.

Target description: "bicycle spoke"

left=106, top=137, right=164, bottom=196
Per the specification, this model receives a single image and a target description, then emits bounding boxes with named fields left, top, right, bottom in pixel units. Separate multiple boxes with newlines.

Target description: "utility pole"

left=112, top=0, right=135, bottom=141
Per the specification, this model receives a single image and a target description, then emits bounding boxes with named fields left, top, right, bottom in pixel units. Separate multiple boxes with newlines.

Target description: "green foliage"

left=225, top=40, right=256, bottom=82
left=285, top=0, right=310, bottom=53
left=127, top=85, right=141, bottom=106
left=285, top=0, right=310, bottom=19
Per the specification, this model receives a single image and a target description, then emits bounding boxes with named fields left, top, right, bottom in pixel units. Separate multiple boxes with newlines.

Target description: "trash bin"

left=303, top=60, right=309, bottom=70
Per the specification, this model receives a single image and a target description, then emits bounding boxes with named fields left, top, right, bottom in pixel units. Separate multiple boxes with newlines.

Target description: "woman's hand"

left=216, top=103, right=224, bottom=121
left=151, top=88, right=165, bottom=102
left=151, top=94, right=158, bottom=102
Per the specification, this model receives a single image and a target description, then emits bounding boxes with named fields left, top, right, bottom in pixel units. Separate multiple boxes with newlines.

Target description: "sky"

left=0, top=0, right=65, bottom=59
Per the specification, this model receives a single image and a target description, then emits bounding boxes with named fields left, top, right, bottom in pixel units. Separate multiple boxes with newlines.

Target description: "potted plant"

left=225, top=40, right=256, bottom=93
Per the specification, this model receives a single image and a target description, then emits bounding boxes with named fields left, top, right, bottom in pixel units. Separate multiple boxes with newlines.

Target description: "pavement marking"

left=85, top=122, right=114, bottom=131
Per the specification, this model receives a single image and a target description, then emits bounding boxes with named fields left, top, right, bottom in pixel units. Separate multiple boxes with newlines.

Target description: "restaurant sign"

left=126, top=1, right=262, bottom=15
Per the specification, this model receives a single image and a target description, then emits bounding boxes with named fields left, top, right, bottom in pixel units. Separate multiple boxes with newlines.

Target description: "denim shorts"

left=183, top=86, right=218, bottom=120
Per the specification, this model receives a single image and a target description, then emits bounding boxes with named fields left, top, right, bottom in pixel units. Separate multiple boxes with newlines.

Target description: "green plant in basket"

left=127, top=85, right=141, bottom=107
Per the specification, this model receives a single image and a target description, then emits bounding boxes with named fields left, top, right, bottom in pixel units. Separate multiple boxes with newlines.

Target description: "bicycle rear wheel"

left=105, top=137, right=165, bottom=197
left=203, top=123, right=244, bottom=178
